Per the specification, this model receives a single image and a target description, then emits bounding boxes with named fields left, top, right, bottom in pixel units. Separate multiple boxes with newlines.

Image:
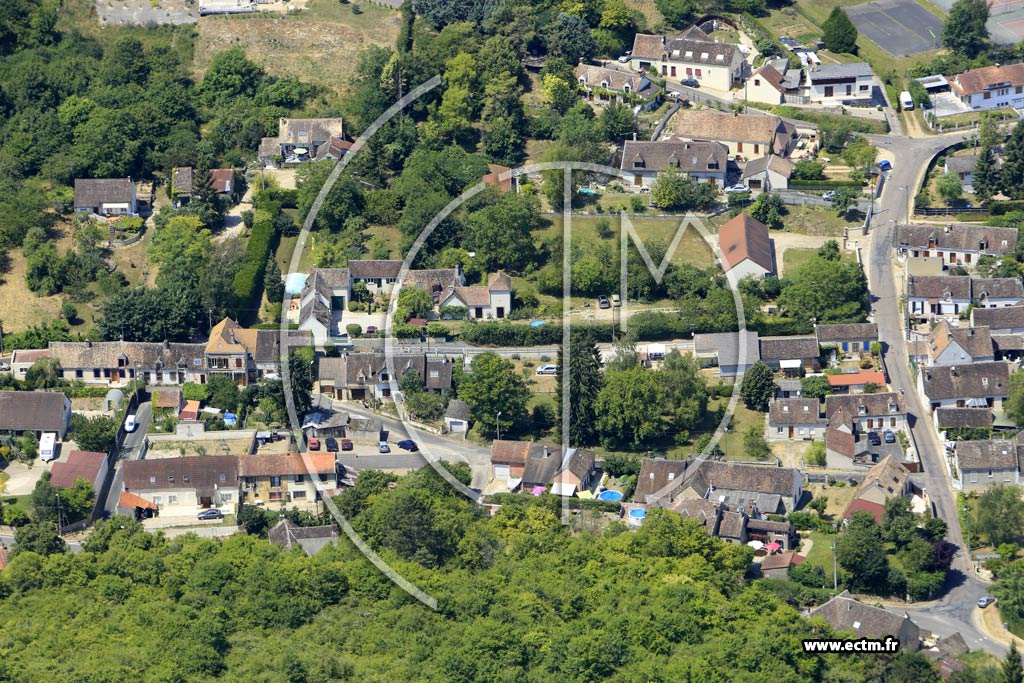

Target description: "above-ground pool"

left=628, top=508, right=647, bottom=520
left=598, top=490, right=624, bottom=502
left=530, top=320, right=546, bottom=327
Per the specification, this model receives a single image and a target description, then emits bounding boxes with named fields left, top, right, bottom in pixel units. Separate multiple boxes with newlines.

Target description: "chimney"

left=544, top=446, right=549, bottom=457
left=86, top=340, right=92, bottom=348
left=951, top=366, right=958, bottom=376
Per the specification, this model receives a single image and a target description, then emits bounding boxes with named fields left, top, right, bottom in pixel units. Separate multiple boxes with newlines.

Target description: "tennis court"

left=845, top=0, right=943, bottom=56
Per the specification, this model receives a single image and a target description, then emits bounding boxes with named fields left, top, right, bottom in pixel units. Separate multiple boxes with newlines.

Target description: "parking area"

left=930, top=91, right=971, bottom=118
left=95, top=0, right=198, bottom=26
left=845, top=0, right=943, bottom=56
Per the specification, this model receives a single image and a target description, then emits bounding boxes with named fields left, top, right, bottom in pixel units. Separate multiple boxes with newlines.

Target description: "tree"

left=822, top=7, right=859, bottom=54
left=288, top=347, right=315, bottom=418
left=598, top=102, right=634, bottom=142
left=30, top=471, right=58, bottom=522
left=818, top=240, right=841, bottom=261
left=465, top=193, right=541, bottom=272
left=658, top=351, right=708, bottom=441
left=1005, top=370, right=1024, bottom=427
left=457, top=353, right=530, bottom=438
left=60, top=301, right=77, bottom=323
left=237, top=504, right=273, bottom=536
left=741, top=362, right=775, bottom=412
left=69, top=415, right=118, bottom=453
left=779, top=256, right=869, bottom=323
left=545, top=13, right=597, bottom=63
left=1002, top=121, right=1024, bottom=200
left=556, top=331, right=604, bottom=446
left=792, top=160, right=826, bottom=181
left=836, top=512, right=892, bottom=592
left=1003, top=642, right=1023, bottom=683
left=655, top=0, right=696, bottom=28
left=743, top=425, right=771, bottom=460
left=207, top=375, right=241, bottom=413
left=651, top=167, right=691, bottom=210
left=395, top=286, right=434, bottom=323
left=749, top=193, right=785, bottom=230
left=806, top=441, right=827, bottom=466
left=974, top=145, right=999, bottom=204
left=882, top=653, right=940, bottom=683
left=264, top=257, right=284, bottom=304
left=542, top=73, right=577, bottom=114
left=977, top=484, right=1024, bottom=546
left=830, top=187, right=860, bottom=217
left=595, top=366, right=664, bottom=448
left=936, top=172, right=963, bottom=204
left=801, top=375, right=831, bottom=399
left=943, top=0, right=989, bottom=58
left=12, top=521, right=65, bottom=557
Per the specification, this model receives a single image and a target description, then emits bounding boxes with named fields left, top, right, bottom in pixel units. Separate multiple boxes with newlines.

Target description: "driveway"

left=216, top=185, right=253, bottom=243
left=931, top=92, right=971, bottom=119
left=1, top=460, right=52, bottom=496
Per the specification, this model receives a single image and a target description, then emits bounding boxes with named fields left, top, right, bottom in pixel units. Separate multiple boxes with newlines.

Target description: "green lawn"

left=711, top=400, right=768, bottom=461
left=778, top=205, right=855, bottom=236
left=782, top=246, right=854, bottom=276
left=803, top=530, right=839, bottom=581
left=536, top=214, right=716, bottom=267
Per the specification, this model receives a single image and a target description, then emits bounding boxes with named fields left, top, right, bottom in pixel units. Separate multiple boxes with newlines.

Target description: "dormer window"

left=701, top=52, right=709, bottom=60
left=684, top=51, right=693, bottom=58
left=782, top=404, right=789, bottom=412
left=858, top=405, right=867, bottom=415
left=600, top=80, right=609, bottom=88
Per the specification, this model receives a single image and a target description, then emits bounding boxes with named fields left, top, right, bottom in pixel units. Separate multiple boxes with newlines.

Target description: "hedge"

left=253, top=188, right=298, bottom=209
left=751, top=317, right=815, bottom=337
left=232, top=200, right=280, bottom=318
left=789, top=179, right=867, bottom=189
left=990, top=200, right=1024, bottom=216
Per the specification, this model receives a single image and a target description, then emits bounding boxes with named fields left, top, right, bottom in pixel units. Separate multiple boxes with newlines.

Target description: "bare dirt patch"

left=193, top=2, right=401, bottom=94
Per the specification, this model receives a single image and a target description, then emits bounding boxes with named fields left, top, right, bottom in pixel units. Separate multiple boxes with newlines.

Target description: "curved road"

left=867, top=132, right=1006, bottom=655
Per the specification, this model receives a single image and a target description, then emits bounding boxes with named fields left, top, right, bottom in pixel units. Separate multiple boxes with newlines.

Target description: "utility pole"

left=496, top=411, right=502, bottom=442
left=832, top=539, right=838, bottom=593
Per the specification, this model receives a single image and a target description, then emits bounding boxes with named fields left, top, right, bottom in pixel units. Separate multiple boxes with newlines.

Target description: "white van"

left=899, top=91, right=914, bottom=111
left=39, top=432, right=57, bottom=462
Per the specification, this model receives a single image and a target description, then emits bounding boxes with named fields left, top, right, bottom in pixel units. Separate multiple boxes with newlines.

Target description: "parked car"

left=598, top=295, right=611, bottom=309
left=197, top=509, right=224, bottom=520
left=0, top=363, right=9, bottom=372
left=680, top=77, right=699, bottom=87
left=308, top=437, right=321, bottom=451
left=366, top=326, right=378, bottom=334
left=125, top=415, right=137, bottom=433
left=325, top=437, right=339, bottom=452
left=378, top=441, right=391, bottom=453
left=397, top=439, right=419, bottom=452
left=536, top=364, right=558, bottom=375
left=822, top=190, right=836, bottom=201
left=883, top=429, right=896, bottom=444
left=340, top=438, right=353, bottom=451
left=868, top=431, right=881, bottom=446
left=978, top=596, right=996, bottom=608
left=724, top=184, right=748, bottom=194
left=877, top=159, right=892, bottom=171
left=612, top=293, right=621, bottom=307
left=617, top=51, right=632, bottom=62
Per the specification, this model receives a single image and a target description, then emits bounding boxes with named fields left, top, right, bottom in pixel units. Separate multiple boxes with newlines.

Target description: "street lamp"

left=496, top=411, right=502, bottom=442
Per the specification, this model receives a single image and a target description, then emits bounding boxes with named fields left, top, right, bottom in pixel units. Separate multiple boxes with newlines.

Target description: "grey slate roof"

left=268, top=519, right=338, bottom=555
left=349, top=260, right=404, bottom=279
left=895, top=224, right=1018, bottom=255
left=634, top=457, right=689, bottom=502
left=907, top=275, right=971, bottom=300
left=740, top=155, right=794, bottom=180
left=49, top=341, right=206, bottom=371
left=972, top=305, right=1024, bottom=330
left=972, top=278, right=1024, bottom=300
left=935, top=407, right=994, bottom=429
left=522, top=447, right=561, bottom=486
left=123, top=455, right=239, bottom=496
left=810, top=591, right=920, bottom=643
left=0, top=391, right=67, bottom=433
left=317, top=353, right=456, bottom=390
left=825, top=392, right=905, bottom=419
left=945, top=156, right=978, bottom=175
left=631, top=33, right=739, bottom=66
left=758, top=335, right=819, bottom=361
left=620, top=140, right=727, bottom=175
left=993, top=334, right=1024, bottom=352
left=815, top=323, right=878, bottom=344
left=956, top=439, right=1018, bottom=471
left=73, top=178, right=134, bottom=208
left=769, top=398, right=824, bottom=425
left=694, top=331, right=761, bottom=366
left=446, top=398, right=471, bottom=421
left=808, top=62, right=873, bottom=81
left=920, top=361, right=1011, bottom=401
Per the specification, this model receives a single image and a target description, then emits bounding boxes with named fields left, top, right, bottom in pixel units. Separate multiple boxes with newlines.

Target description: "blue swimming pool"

left=530, top=320, right=546, bottom=327
left=628, top=508, right=647, bottom=519
left=598, top=490, right=624, bottom=502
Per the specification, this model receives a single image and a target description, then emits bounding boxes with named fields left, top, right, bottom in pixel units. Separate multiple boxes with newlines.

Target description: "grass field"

left=192, top=0, right=401, bottom=96
left=536, top=214, right=716, bottom=267
left=782, top=246, right=853, bottom=275
left=713, top=400, right=768, bottom=461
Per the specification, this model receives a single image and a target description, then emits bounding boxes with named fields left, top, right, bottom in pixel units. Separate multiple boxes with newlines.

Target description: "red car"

left=340, top=439, right=353, bottom=451
left=308, top=437, right=321, bottom=451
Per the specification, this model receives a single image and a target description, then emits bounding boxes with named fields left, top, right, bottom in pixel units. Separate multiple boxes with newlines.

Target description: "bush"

left=393, top=324, right=422, bottom=338
left=991, top=200, right=1024, bottom=215
left=232, top=201, right=281, bottom=315
left=789, top=179, right=866, bottom=189
left=346, top=324, right=362, bottom=338
left=114, top=216, right=144, bottom=234
left=439, top=305, right=467, bottom=320
left=425, top=322, right=449, bottom=338
left=182, top=383, right=209, bottom=401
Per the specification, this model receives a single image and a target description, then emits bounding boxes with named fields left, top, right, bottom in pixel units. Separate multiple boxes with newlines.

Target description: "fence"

left=915, top=206, right=990, bottom=216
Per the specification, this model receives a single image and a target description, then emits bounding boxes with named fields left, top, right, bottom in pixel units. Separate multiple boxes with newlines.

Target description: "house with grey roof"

left=630, top=27, right=745, bottom=93
left=758, top=335, right=820, bottom=372
left=815, top=322, right=878, bottom=355
left=574, top=63, right=661, bottom=110
left=972, top=277, right=1024, bottom=308
left=825, top=392, right=907, bottom=435
left=259, top=117, right=344, bottom=166
left=317, top=352, right=456, bottom=401
left=439, top=272, right=512, bottom=320
left=0, top=390, right=72, bottom=439
left=809, top=591, right=921, bottom=652
left=935, top=406, right=994, bottom=432
left=268, top=518, right=339, bottom=555
left=444, top=399, right=471, bottom=434
left=740, top=155, right=794, bottom=191
left=634, top=457, right=689, bottom=503
left=619, top=139, right=728, bottom=189
left=944, top=155, right=981, bottom=189
left=807, top=63, right=875, bottom=104
left=648, top=459, right=803, bottom=514
left=768, top=398, right=825, bottom=442
left=122, top=455, right=239, bottom=512
left=73, top=178, right=138, bottom=217
left=954, top=439, right=1020, bottom=490
left=693, top=330, right=760, bottom=379
left=49, top=340, right=207, bottom=386
left=972, top=304, right=1024, bottom=333
left=918, top=361, right=1011, bottom=414
left=895, top=223, right=1017, bottom=268
left=925, top=321, right=994, bottom=367
left=906, top=275, right=971, bottom=319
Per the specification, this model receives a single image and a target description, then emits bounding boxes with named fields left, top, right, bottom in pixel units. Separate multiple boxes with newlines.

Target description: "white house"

left=746, top=59, right=804, bottom=105
left=945, top=155, right=979, bottom=190
left=73, top=178, right=138, bottom=217
left=895, top=223, right=1018, bottom=268
left=972, top=277, right=1024, bottom=308
left=671, top=109, right=801, bottom=160
left=919, top=361, right=1011, bottom=413
left=906, top=275, right=971, bottom=319
left=926, top=321, right=994, bottom=367
left=574, top=63, right=661, bottom=110
left=948, top=63, right=1024, bottom=112
left=825, top=392, right=908, bottom=434
left=619, top=138, right=728, bottom=189
left=630, top=26, right=745, bottom=94
left=740, top=155, right=794, bottom=191
left=768, top=398, right=826, bottom=441
left=955, top=440, right=1021, bottom=490
left=440, top=272, right=513, bottom=320
left=806, top=63, right=874, bottom=105
left=122, top=455, right=239, bottom=513
left=718, top=213, right=774, bottom=278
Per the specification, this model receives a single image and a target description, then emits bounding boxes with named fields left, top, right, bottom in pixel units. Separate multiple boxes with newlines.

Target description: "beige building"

left=630, top=26, right=745, bottom=93
left=670, top=109, right=799, bottom=161
left=239, top=453, right=338, bottom=510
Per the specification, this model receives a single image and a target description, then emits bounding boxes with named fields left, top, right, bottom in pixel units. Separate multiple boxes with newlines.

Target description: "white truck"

left=899, top=91, right=914, bottom=111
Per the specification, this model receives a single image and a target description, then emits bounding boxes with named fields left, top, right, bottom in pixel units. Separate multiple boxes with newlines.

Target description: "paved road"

left=100, top=402, right=152, bottom=517
left=865, top=131, right=1007, bottom=654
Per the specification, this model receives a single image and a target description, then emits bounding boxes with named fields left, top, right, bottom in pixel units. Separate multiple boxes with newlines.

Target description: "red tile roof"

left=209, top=169, right=234, bottom=194
left=49, top=450, right=106, bottom=489
left=828, top=371, right=886, bottom=388
left=118, top=491, right=158, bottom=511
left=719, top=213, right=773, bottom=273
left=844, top=498, right=885, bottom=524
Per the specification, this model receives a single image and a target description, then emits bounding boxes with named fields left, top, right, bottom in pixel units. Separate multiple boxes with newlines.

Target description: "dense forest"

left=0, top=466, right=965, bottom=682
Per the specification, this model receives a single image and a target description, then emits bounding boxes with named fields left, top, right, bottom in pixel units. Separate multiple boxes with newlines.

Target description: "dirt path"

left=215, top=185, right=253, bottom=243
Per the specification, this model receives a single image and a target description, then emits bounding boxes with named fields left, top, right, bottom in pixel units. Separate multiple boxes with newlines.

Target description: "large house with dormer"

left=574, top=63, right=661, bottom=109
left=259, top=117, right=345, bottom=166
left=619, top=138, right=728, bottom=189
left=948, top=62, right=1024, bottom=112
left=919, top=361, right=1011, bottom=413
left=895, top=223, right=1018, bottom=267
left=73, top=178, right=138, bottom=217
left=317, top=352, right=455, bottom=401
left=630, top=26, right=745, bottom=93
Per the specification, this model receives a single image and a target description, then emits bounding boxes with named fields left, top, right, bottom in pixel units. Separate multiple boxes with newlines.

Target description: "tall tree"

left=264, top=257, right=284, bottom=304
left=974, top=145, right=999, bottom=204
left=740, top=361, right=775, bottom=412
left=1002, top=121, right=1024, bottom=200
left=822, top=7, right=859, bottom=54
left=658, top=350, right=708, bottom=441
left=943, top=0, right=990, bottom=58
left=556, top=331, right=604, bottom=446
left=595, top=366, right=664, bottom=448
left=457, top=353, right=531, bottom=438
left=1004, top=642, right=1024, bottom=683
left=545, top=13, right=598, bottom=63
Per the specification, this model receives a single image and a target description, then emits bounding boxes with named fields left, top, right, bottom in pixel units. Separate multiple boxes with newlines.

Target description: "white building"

left=439, top=272, right=513, bottom=320
left=806, top=63, right=874, bottom=105
left=949, top=63, right=1024, bottom=112
left=630, top=26, right=745, bottom=94
left=618, top=138, right=728, bottom=189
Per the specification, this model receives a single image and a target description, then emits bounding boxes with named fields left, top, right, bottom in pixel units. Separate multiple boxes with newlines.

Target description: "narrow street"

left=866, top=131, right=1006, bottom=654
left=100, top=402, right=152, bottom=517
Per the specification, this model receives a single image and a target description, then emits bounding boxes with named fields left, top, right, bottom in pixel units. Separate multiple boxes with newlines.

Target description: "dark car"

left=340, top=438, right=353, bottom=451
left=325, top=437, right=339, bottom=452
left=598, top=295, right=611, bottom=309
left=197, top=509, right=224, bottom=521
left=366, top=326, right=378, bottom=334
left=308, top=437, right=321, bottom=451
left=883, top=429, right=896, bottom=444
left=868, top=432, right=881, bottom=446
left=397, top=439, right=419, bottom=452
left=680, top=77, right=699, bottom=88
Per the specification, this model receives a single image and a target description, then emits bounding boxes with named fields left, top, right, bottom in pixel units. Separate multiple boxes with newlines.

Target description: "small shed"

left=445, top=399, right=471, bottom=434
left=104, top=388, right=124, bottom=412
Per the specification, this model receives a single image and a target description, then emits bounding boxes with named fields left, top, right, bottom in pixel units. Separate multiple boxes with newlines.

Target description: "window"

left=984, top=91, right=992, bottom=100
left=149, top=476, right=157, bottom=484
left=222, top=493, right=232, bottom=502
left=168, top=495, right=177, bottom=504
left=969, top=472, right=978, bottom=483
left=293, top=490, right=307, bottom=499
left=76, top=370, right=83, bottom=378
left=695, top=69, right=701, bottom=78
left=168, top=476, right=174, bottom=483
left=270, top=476, right=282, bottom=487
left=183, top=474, right=189, bottom=482
left=152, top=496, right=161, bottom=505
left=753, top=144, right=759, bottom=154
left=685, top=67, right=692, bottom=76
left=103, top=369, right=111, bottom=378
left=219, top=473, right=226, bottom=482
left=670, top=66, right=676, bottom=77
left=737, top=142, right=744, bottom=152
left=989, top=469, right=994, bottom=478
left=755, top=79, right=761, bottom=86
left=294, top=474, right=305, bottom=483
left=430, top=370, right=439, bottom=378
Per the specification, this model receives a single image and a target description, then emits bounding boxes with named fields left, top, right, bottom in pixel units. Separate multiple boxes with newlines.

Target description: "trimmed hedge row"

left=232, top=200, right=281, bottom=319
left=991, top=200, right=1024, bottom=216
left=253, top=187, right=298, bottom=210
left=789, top=179, right=867, bottom=189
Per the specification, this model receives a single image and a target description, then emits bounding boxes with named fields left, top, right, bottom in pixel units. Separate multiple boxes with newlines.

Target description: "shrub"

left=346, top=324, right=362, bottom=338
left=425, top=322, right=449, bottom=338
left=393, top=324, right=422, bottom=338
left=232, top=201, right=281, bottom=315
left=182, top=383, right=209, bottom=401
